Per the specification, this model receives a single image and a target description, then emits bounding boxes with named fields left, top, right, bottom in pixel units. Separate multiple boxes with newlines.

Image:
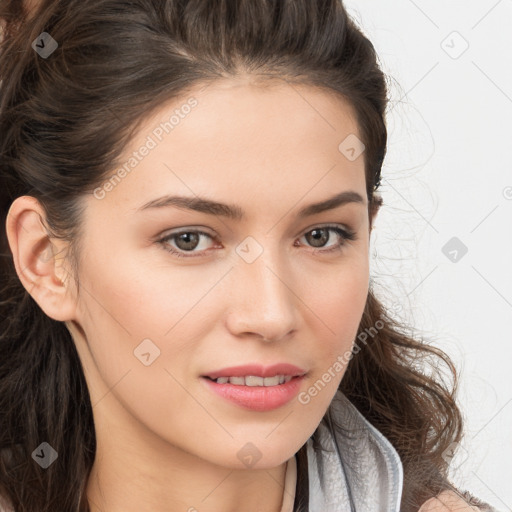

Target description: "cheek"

left=74, top=255, right=209, bottom=436
left=304, top=256, right=369, bottom=335
left=75, top=249, right=230, bottom=391
left=79, top=244, right=209, bottom=335
left=302, top=259, right=369, bottom=386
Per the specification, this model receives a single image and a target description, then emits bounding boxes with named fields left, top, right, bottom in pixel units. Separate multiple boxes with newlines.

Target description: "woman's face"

left=66, top=77, right=375, bottom=470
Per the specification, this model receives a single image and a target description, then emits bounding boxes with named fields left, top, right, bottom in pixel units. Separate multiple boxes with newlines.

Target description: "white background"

left=343, top=1, right=512, bottom=509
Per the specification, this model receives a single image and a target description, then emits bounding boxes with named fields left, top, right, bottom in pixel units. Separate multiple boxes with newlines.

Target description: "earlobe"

left=5, top=195, right=77, bottom=322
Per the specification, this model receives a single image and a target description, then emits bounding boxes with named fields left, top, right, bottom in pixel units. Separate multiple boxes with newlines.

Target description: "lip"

left=201, top=374, right=306, bottom=412
left=202, top=363, right=307, bottom=380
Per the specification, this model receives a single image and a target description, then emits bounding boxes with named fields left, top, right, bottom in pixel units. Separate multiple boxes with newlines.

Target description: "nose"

left=225, top=245, right=298, bottom=343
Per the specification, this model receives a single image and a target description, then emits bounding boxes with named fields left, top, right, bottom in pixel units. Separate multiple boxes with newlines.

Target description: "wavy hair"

left=0, top=1, right=464, bottom=510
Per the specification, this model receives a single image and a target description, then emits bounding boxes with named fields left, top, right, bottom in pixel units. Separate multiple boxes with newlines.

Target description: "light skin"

left=419, top=490, right=481, bottom=512
left=6, top=77, right=379, bottom=512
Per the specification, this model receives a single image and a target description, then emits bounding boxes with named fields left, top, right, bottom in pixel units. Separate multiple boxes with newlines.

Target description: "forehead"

left=169, top=76, right=362, bottom=148
left=90, top=78, right=366, bottom=217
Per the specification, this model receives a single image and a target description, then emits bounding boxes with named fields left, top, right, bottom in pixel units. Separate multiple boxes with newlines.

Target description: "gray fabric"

left=307, top=390, right=403, bottom=511
left=307, top=390, right=502, bottom=512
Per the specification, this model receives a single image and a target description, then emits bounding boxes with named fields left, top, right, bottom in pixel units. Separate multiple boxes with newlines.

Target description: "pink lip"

left=201, top=374, right=306, bottom=412
left=202, top=363, right=307, bottom=380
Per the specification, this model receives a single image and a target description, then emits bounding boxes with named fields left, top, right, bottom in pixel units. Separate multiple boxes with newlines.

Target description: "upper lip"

left=203, top=363, right=307, bottom=380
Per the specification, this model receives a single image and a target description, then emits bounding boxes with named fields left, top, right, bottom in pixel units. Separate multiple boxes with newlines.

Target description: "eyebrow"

left=137, top=190, right=365, bottom=220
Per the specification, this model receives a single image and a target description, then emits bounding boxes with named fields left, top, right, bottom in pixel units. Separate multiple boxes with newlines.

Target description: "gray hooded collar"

left=306, top=390, right=404, bottom=511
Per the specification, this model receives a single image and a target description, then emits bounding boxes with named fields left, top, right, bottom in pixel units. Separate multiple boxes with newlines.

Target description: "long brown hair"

left=0, top=1, right=464, bottom=511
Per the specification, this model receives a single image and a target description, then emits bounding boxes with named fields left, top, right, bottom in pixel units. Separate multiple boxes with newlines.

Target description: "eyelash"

left=156, top=224, right=357, bottom=259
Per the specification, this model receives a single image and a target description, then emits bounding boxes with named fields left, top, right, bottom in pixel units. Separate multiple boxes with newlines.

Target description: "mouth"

left=202, top=374, right=303, bottom=386
left=202, top=363, right=308, bottom=383
left=200, top=373, right=307, bottom=411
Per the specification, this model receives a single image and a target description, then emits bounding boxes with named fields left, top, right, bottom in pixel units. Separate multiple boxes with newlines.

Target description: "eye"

left=158, top=229, right=216, bottom=258
left=157, top=224, right=357, bottom=259
left=298, top=225, right=357, bottom=254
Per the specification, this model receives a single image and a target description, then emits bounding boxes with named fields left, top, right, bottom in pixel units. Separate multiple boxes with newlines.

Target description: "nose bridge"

left=228, top=238, right=298, bottom=340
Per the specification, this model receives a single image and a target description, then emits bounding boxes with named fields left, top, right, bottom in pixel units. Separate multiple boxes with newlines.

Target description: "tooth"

left=229, top=376, right=246, bottom=385
left=245, top=376, right=264, bottom=386
left=263, top=375, right=281, bottom=386
left=214, top=375, right=293, bottom=386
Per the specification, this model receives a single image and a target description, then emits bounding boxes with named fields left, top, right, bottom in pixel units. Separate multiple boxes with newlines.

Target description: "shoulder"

left=419, top=490, right=482, bottom=511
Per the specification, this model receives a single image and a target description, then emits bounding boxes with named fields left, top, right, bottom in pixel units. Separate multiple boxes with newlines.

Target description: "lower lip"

left=201, top=375, right=305, bottom=412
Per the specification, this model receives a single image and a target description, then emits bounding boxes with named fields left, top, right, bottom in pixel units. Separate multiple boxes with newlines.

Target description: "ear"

left=369, top=193, right=382, bottom=232
left=5, top=195, right=78, bottom=322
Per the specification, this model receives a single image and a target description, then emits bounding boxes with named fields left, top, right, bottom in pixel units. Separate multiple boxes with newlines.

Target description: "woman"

left=0, top=0, right=501, bottom=511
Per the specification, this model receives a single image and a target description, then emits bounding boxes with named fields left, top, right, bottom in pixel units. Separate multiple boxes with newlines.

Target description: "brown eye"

left=304, top=228, right=330, bottom=248
left=173, top=232, right=201, bottom=251
left=158, top=230, right=216, bottom=257
left=300, top=225, right=356, bottom=252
